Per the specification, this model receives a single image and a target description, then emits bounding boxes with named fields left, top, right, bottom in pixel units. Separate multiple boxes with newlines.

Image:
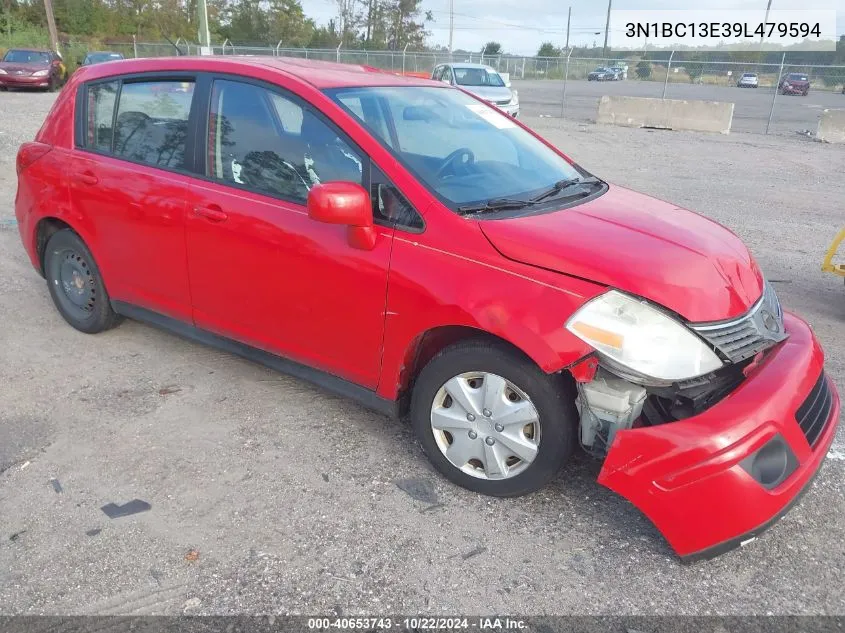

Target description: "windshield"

left=3, top=50, right=50, bottom=64
left=87, top=53, right=123, bottom=63
left=328, top=86, right=589, bottom=209
left=788, top=73, right=808, bottom=81
left=453, top=67, right=505, bottom=88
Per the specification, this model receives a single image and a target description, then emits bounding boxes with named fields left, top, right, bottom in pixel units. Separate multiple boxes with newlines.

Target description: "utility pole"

left=197, top=0, right=211, bottom=54
left=602, top=0, right=612, bottom=58
left=43, top=0, right=59, bottom=54
left=759, top=0, right=772, bottom=52
left=448, top=0, right=454, bottom=53
left=565, top=6, right=571, bottom=51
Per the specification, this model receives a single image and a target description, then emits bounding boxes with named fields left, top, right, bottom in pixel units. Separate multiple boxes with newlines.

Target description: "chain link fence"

left=103, top=42, right=845, bottom=135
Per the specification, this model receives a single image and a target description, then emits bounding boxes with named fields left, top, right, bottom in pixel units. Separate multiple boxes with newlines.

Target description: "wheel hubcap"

left=430, top=372, right=541, bottom=480
left=57, top=250, right=96, bottom=312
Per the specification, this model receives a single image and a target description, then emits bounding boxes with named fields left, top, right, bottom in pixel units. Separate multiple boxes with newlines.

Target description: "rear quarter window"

left=86, top=81, right=119, bottom=152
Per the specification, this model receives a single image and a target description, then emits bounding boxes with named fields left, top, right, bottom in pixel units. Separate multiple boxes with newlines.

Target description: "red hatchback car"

left=15, top=57, right=840, bottom=560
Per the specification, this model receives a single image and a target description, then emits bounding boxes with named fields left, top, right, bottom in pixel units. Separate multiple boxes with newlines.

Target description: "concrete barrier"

left=817, top=109, right=845, bottom=144
left=597, top=95, right=734, bottom=134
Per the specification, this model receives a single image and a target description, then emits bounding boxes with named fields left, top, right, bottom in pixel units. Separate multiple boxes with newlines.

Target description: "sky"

left=297, top=0, right=845, bottom=55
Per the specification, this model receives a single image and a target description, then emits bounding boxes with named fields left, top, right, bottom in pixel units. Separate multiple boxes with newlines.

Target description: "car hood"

left=462, top=85, right=512, bottom=101
left=0, top=62, right=48, bottom=72
left=478, top=185, right=764, bottom=323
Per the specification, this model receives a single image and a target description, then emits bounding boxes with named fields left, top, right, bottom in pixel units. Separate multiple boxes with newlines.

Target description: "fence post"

left=662, top=50, right=675, bottom=99
left=133, top=34, right=137, bottom=58
left=766, top=52, right=786, bottom=135
left=336, top=42, right=342, bottom=62
left=275, top=40, right=283, bottom=56
left=522, top=57, right=526, bottom=78
left=560, top=48, right=573, bottom=123
left=402, top=43, right=409, bottom=74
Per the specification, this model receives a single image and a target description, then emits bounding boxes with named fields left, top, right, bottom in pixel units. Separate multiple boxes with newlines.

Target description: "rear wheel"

left=43, top=229, right=121, bottom=334
left=410, top=340, right=576, bottom=497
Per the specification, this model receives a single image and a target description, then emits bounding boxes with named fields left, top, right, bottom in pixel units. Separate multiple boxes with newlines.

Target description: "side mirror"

left=307, top=182, right=376, bottom=250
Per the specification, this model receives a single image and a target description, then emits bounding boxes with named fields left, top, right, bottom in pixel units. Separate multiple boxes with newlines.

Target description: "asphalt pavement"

left=515, top=78, right=845, bottom=135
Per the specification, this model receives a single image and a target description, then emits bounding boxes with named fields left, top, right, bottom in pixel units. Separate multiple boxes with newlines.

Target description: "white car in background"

left=431, top=63, right=519, bottom=117
left=737, top=72, right=759, bottom=88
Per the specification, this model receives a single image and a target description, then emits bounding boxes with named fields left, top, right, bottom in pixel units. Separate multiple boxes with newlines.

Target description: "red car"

left=0, top=48, right=66, bottom=91
left=778, top=72, right=810, bottom=96
left=15, top=57, right=840, bottom=561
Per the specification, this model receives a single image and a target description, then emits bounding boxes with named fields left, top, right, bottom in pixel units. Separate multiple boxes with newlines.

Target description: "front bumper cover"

left=598, top=312, right=840, bottom=559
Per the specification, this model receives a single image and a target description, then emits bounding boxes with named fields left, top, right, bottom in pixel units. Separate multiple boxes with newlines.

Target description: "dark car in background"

left=0, top=48, right=65, bottom=91
left=779, top=72, right=810, bottom=96
left=80, top=51, right=125, bottom=66
left=588, top=67, right=618, bottom=81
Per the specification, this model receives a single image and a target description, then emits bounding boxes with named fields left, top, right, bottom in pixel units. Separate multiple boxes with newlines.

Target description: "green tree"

left=483, top=41, right=501, bottom=55
left=635, top=60, right=651, bottom=79
left=536, top=41, right=560, bottom=57
left=685, top=57, right=704, bottom=83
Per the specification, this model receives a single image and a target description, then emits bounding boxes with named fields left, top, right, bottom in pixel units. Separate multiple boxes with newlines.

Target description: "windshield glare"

left=3, top=50, right=50, bottom=64
left=453, top=67, right=505, bottom=88
left=328, top=86, right=584, bottom=208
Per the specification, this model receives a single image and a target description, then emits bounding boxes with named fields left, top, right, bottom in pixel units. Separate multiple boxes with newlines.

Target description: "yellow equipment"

left=822, top=228, right=845, bottom=280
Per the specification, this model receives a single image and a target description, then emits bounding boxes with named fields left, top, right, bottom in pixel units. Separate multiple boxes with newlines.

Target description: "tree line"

left=0, top=0, right=431, bottom=50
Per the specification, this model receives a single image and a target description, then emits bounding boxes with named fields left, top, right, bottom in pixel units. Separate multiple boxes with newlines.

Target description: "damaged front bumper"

left=597, top=312, right=840, bottom=560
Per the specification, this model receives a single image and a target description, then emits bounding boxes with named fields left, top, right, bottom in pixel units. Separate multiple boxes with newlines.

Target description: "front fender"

left=376, top=221, right=604, bottom=400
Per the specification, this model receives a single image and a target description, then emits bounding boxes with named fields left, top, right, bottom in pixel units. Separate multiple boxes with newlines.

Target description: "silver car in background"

left=431, top=63, right=519, bottom=117
left=737, top=72, right=759, bottom=88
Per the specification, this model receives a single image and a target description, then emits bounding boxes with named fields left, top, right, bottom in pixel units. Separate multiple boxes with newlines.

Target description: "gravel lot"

left=0, top=90, right=843, bottom=617
left=515, top=78, right=845, bottom=136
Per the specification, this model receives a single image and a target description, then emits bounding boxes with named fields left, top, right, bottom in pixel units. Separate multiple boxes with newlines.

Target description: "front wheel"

left=410, top=340, right=576, bottom=497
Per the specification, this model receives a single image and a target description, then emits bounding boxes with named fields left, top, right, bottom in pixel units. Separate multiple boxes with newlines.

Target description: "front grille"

left=690, top=282, right=787, bottom=363
left=796, top=372, right=833, bottom=447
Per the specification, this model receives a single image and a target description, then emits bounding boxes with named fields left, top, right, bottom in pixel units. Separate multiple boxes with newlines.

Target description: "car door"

left=68, top=76, right=198, bottom=322
left=184, top=77, right=393, bottom=389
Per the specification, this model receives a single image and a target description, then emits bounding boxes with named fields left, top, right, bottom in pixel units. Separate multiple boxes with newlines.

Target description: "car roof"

left=5, top=48, right=52, bottom=53
left=88, top=51, right=123, bottom=55
left=73, top=55, right=443, bottom=89
left=445, top=62, right=495, bottom=70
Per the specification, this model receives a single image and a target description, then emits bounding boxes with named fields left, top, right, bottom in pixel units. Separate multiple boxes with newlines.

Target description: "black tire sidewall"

left=410, top=342, right=576, bottom=497
left=44, top=230, right=115, bottom=334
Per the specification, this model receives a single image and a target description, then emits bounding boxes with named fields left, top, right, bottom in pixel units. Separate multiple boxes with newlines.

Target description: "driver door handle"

left=192, top=205, right=228, bottom=223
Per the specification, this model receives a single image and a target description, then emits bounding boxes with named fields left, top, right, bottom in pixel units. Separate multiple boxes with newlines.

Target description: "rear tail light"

left=16, top=142, right=52, bottom=176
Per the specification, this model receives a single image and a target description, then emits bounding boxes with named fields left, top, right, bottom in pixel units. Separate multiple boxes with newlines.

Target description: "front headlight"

left=0, top=68, right=7, bottom=74
left=511, top=90, right=518, bottom=104
left=32, top=69, right=49, bottom=77
left=565, top=290, right=723, bottom=382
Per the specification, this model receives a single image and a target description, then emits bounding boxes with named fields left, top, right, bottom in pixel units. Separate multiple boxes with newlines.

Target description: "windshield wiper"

left=457, top=198, right=536, bottom=215
left=529, top=176, right=602, bottom=204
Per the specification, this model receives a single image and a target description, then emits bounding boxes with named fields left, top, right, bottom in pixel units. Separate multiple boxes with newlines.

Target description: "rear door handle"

left=75, top=171, right=98, bottom=185
left=192, top=205, right=228, bottom=223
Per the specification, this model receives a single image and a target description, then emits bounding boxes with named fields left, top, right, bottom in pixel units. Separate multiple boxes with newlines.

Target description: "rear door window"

left=112, top=80, right=195, bottom=170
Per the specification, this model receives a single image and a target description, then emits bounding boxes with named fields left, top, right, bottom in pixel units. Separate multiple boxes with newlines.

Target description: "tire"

left=43, top=229, right=121, bottom=334
left=409, top=339, right=576, bottom=497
